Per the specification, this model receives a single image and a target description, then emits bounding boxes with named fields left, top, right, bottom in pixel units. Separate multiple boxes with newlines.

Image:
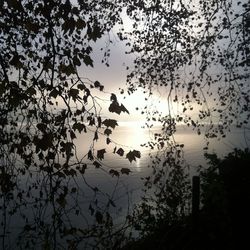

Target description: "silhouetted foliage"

left=0, top=1, right=133, bottom=249
left=123, top=149, right=250, bottom=250
left=199, top=148, right=250, bottom=249
left=122, top=1, right=250, bottom=245
left=1, top=0, right=250, bottom=249
left=125, top=0, right=250, bottom=136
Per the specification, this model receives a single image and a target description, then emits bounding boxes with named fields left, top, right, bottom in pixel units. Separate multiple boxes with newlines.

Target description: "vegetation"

left=123, top=148, right=250, bottom=250
left=0, top=0, right=249, bottom=249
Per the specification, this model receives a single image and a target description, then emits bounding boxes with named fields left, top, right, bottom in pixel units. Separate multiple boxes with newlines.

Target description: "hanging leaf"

left=95, top=211, right=103, bottom=224
left=77, top=83, right=85, bottom=90
left=50, top=89, right=59, bottom=98
left=94, top=131, right=99, bottom=141
left=120, top=103, right=129, bottom=114
left=69, top=88, right=79, bottom=101
left=108, top=101, right=121, bottom=114
left=97, top=116, right=102, bottom=127
left=93, top=161, right=101, bottom=168
left=109, top=169, right=119, bottom=177
left=121, top=168, right=131, bottom=175
left=73, top=56, right=81, bottom=66
left=94, top=81, right=101, bottom=88
left=109, top=101, right=129, bottom=115
left=56, top=194, right=67, bottom=208
left=126, top=150, right=141, bottom=163
left=116, top=148, right=124, bottom=157
left=104, top=128, right=112, bottom=136
left=102, top=119, right=118, bottom=129
left=83, top=55, right=93, bottom=67
left=109, top=199, right=116, bottom=207
left=36, top=123, right=47, bottom=133
left=89, top=204, right=94, bottom=216
left=88, top=150, right=94, bottom=160
left=26, top=87, right=36, bottom=96
left=97, top=149, right=106, bottom=160
left=110, top=93, right=117, bottom=102
left=70, top=130, right=76, bottom=140
left=72, top=122, right=86, bottom=133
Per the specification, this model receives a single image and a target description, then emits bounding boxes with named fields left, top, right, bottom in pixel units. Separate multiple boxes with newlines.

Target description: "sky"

left=75, top=27, right=154, bottom=123
left=76, top=24, right=173, bottom=124
left=60, top=1, right=249, bottom=126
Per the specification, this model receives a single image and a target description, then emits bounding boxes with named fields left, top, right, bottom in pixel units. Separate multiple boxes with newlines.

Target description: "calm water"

left=75, top=123, right=249, bottom=173
left=1, top=123, right=249, bottom=249
left=71, top=123, right=250, bottom=217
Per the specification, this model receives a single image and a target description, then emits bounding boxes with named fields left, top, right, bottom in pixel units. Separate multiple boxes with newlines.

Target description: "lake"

left=1, top=123, right=249, bottom=249
left=69, top=123, right=250, bottom=219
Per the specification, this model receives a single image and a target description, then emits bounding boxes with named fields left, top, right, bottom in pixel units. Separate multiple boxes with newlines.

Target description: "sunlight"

left=119, top=89, right=172, bottom=122
left=119, top=120, right=148, bottom=147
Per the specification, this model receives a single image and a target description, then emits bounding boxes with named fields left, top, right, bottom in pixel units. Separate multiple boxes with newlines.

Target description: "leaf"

left=69, top=88, right=79, bottom=101
left=102, top=119, right=118, bottom=129
left=63, top=64, right=75, bottom=76
left=64, top=168, right=77, bottom=176
left=83, top=55, right=93, bottom=67
left=109, top=101, right=129, bottom=115
left=92, top=24, right=102, bottom=41
left=109, top=169, right=119, bottom=177
left=9, top=54, right=22, bottom=68
left=94, top=131, right=98, bottom=141
left=95, top=211, right=103, bottom=224
left=79, top=164, right=87, bottom=174
left=70, top=130, right=76, bottom=140
left=88, top=150, right=94, bottom=160
left=104, top=128, right=112, bottom=136
left=93, top=161, right=101, bottom=168
left=73, top=56, right=81, bottom=66
left=110, top=93, right=117, bottom=102
left=94, top=81, right=101, bottom=88
left=89, top=204, right=94, bottom=215
left=97, top=116, right=102, bottom=127
left=120, top=103, right=129, bottom=114
left=56, top=194, right=67, bottom=208
left=126, top=150, right=141, bottom=163
left=121, top=168, right=131, bottom=175
left=36, top=123, right=47, bottom=133
left=26, top=87, right=36, bottom=96
left=77, top=83, right=85, bottom=90
left=88, top=116, right=95, bottom=126
left=109, top=199, right=116, bottom=207
left=50, top=89, right=59, bottom=98
left=76, top=18, right=86, bottom=29
left=116, top=148, right=124, bottom=157
left=75, top=109, right=82, bottom=116
left=106, top=138, right=111, bottom=144
left=36, top=136, right=53, bottom=151
left=55, top=171, right=66, bottom=178
left=72, top=122, right=86, bottom=133
left=109, top=101, right=121, bottom=114
left=97, top=149, right=106, bottom=160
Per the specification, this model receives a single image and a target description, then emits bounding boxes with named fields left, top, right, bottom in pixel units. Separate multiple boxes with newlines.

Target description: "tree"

left=1, top=0, right=250, bottom=249
left=0, top=1, right=134, bottom=249
left=123, top=0, right=250, bottom=239
left=125, top=0, right=249, bottom=135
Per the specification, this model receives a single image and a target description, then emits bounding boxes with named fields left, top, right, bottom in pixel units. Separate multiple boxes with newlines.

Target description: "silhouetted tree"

left=124, top=0, right=250, bottom=240
left=0, top=1, right=134, bottom=249
left=126, top=0, right=249, bottom=136
left=1, top=0, right=250, bottom=249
